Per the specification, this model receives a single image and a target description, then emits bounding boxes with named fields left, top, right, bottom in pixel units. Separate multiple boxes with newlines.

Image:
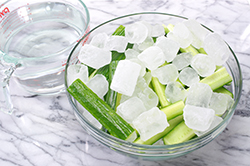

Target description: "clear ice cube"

left=165, top=81, right=187, bottom=103
left=179, top=67, right=200, bottom=87
left=120, top=77, right=158, bottom=110
left=87, top=74, right=109, bottom=99
left=89, top=32, right=109, bottom=48
left=151, top=24, right=165, bottom=37
left=117, top=96, right=147, bottom=124
left=105, top=35, right=128, bottom=53
left=78, top=44, right=111, bottom=69
left=125, top=22, right=149, bottom=44
left=110, top=60, right=141, bottom=96
left=183, top=104, right=215, bottom=131
left=194, top=115, right=223, bottom=137
left=132, top=107, right=169, bottom=141
left=125, top=48, right=140, bottom=60
left=186, top=83, right=213, bottom=108
left=191, top=53, right=216, bottom=77
left=155, top=36, right=180, bottom=62
left=138, top=36, right=154, bottom=51
left=167, top=23, right=193, bottom=48
left=138, top=46, right=165, bottom=71
left=209, top=92, right=234, bottom=115
left=67, top=64, right=88, bottom=86
left=129, top=58, right=146, bottom=76
left=172, top=52, right=193, bottom=70
left=151, top=64, right=179, bottom=84
left=203, top=33, right=231, bottom=65
left=184, top=19, right=210, bottom=49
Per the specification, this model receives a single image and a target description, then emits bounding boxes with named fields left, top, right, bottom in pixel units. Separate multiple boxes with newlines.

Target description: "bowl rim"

left=65, top=11, right=242, bottom=150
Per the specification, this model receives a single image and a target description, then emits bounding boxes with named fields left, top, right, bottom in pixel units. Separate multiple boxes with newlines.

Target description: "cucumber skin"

left=68, top=79, right=135, bottom=140
left=160, top=100, right=185, bottom=121
left=200, top=67, right=232, bottom=90
left=105, top=61, right=119, bottom=110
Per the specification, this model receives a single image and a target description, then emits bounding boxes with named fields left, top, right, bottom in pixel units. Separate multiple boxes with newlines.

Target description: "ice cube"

left=138, top=46, right=165, bottom=70
left=129, top=58, right=146, bottom=76
left=203, top=33, right=231, bottom=65
left=67, top=64, right=88, bottom=86
left=151, top=24, right=165, bottom=37
left=89, top=32, right=109, bottom=48
left=125, top=22, right=149, bottom=44
left=120, top=77, right=159, bottom=110
left=209, top=92, right=234, bottom=115
left=117, top=96, right=147, bottom=124
left=165, top=81, right=187, bottom=103
left=155, top=36, right=180, bottom=62
left=87, top=74, right=109, bottom=99
left=186, top=83, right=213, bottom=108
left=105, top=35, right=128, bottom=53
left=140, top=87, right=159, bottom=110
left=184, top=19, right=210, bottom=49
left=132, top=107, right=169, bottom=141
left=167, top=23, right=193, bottom=48
left=194, top=115, right=223, bottom=137
left=138, top=36, right=154, bottom=51
left=179, top=67, right=200, bottom=87
left=191, top=53, right=216, bottom=77
left=125, top=49, right=140, bottom=60
left=110, top=60, right=141, bottom=96
left=78, top=44, right=111, bottom=69
left=151, top=64, right=179, bottom=84
left=172, top=53, right=193, bottom=70
left=141, top=21, right=152, bottom=36
left=183, top=104, right=215, bottom=131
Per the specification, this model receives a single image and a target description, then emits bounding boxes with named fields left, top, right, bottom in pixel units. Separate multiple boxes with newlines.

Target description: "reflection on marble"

left=1, top=0, right=250, bottom=166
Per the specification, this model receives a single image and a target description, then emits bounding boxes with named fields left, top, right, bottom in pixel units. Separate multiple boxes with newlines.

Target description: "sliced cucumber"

left=200, top=67, right=232, bottom=90
left=68, top=79, right=136, bottom=141
left=163, top=121, right=196, bottom=145
left=151, top=77, right=171, bottom=107
left=214, top=86, right=233, bottom=98
left=160, top=100, right=185, bottom=120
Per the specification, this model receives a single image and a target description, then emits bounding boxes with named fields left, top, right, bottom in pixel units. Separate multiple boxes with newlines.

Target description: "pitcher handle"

left=0, top=50, right=20, bottom=114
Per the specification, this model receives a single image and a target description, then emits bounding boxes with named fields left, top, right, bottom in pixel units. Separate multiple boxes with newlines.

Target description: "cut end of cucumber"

left=126, top=131, right=138, bottom=142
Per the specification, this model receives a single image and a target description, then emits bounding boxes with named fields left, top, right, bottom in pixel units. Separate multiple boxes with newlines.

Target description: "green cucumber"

left=200, top=67, right=232, bottom=90
left=160, top=100, right=185, bottom=120
left=105, top=61, right=119, bottom=110
left=163, top=121, right=196, bottom=145
left=214, top=86, right=233, bottom=98
left=134, top=115, right=183, bottom=145
left=151, top=77, right=171, bottom=107
left=179, top=46, right=199, bottom=56
left=67, top=79, right=136, bottom=141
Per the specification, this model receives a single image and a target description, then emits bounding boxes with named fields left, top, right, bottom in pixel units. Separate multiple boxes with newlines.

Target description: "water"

left=1, top=2, right=87, bottom=94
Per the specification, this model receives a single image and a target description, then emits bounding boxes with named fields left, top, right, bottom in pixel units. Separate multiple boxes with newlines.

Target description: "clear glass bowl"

left=65, top=12, right=242, bottom=160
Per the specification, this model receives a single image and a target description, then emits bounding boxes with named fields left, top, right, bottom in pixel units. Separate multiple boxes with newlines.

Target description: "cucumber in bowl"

left=67, top=18, right=235, bottom=145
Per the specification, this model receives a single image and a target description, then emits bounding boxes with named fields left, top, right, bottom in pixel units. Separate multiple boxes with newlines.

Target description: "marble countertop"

left=1, top=0, right=250, bottom=165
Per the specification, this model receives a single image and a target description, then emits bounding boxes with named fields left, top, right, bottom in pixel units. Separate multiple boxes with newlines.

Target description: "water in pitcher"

left=0, top=2, right=88, bottom=94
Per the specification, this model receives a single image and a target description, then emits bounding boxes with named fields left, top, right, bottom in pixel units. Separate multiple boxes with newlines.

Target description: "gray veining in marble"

left=1, top=0, right=250, bottom=166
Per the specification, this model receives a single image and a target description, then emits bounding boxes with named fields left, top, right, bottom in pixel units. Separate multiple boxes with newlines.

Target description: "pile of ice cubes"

left=68, top=18, right=234, bottom=142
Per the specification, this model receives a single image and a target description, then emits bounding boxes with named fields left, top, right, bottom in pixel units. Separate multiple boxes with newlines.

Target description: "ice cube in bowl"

left=65, top=12, right=242, bottom=160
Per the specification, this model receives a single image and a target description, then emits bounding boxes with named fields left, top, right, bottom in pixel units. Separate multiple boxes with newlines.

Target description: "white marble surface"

left=1, top=0, right=250, bottom=165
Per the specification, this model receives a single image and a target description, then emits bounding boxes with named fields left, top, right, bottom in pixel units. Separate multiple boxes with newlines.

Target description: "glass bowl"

left=65, top=12, right=242, bottom=160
